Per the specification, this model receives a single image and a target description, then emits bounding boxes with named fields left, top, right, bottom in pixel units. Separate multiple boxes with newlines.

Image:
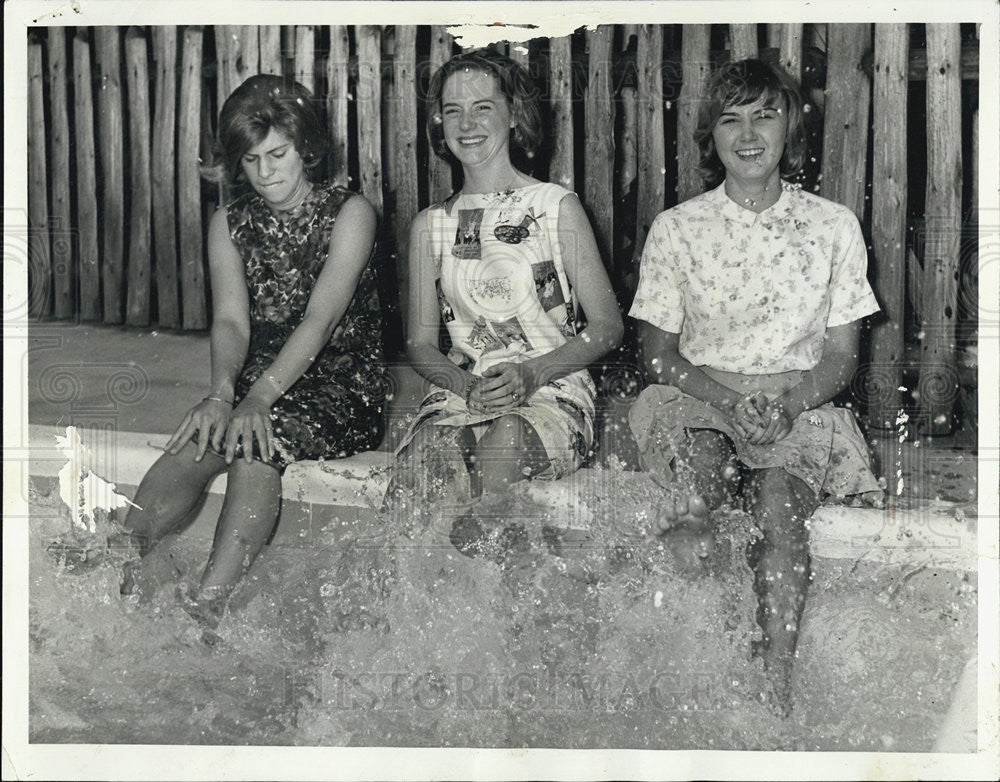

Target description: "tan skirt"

left=627, top=368, right=881, bottom=499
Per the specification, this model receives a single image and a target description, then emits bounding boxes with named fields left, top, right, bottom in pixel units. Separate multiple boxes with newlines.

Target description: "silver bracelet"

left=203, top=395, right=233, bottom=406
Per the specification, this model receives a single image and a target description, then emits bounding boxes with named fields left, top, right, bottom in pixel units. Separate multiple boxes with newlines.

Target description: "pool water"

left=28, top=473, right=975, bottom=750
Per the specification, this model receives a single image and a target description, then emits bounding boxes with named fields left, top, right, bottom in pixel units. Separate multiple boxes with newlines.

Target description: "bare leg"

left=744, top=467, right=817, bottom=716
left=122, top=440, right=228, bottom=555
left=389, top=425, right=476, bottom=508
left=183, top=458, right=282, bottom=627
left=652, top=429, right=739, bottom=575
left=450, top=415, right=549, bottom=561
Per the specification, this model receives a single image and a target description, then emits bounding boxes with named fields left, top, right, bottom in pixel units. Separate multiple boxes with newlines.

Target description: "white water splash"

left=55, top=427, right=139, bottom=533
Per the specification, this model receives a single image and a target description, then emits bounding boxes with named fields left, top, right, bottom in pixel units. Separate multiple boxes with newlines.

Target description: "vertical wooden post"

left=152, top=26, right=180, bottom=328
left=326, top=26, right=349, bottom=188
left=95, top=28, right=125, bottom=324
left=634, top=24, right=665, bottom=282
left=677, top=24, right=710, bottom=204
left=866, top=24, right=909, bottom=430
left=73, top=30, right=101, bottom=321
left=428, top=26, right=455, bottom=202
left=294, top=25, right=315, bottom=93
left=584, top=26, right=614, bottom=269
left=778, top=23, right=804, bottom=82
left=820, top=24, right=872, bottom=220
left=259, top=25, right=282, bottom=75
left=549, top=35, right=574, bottom=190
left=215, top=26, right=233, bottom=109
left=507, top=41, right=531, bottom=70
left=391, top=26, right=419, bottom=331
left=615, top=25, right=638, bottom=285
left=919, top=23, right=963, bottom=435
left=125, top=27, right=152, bottom=327
left=179, top=26, right=207, bottom=330
left=729, top=24, right=758, bottom=61
left=28, top=33, right=51, bottom=318
left=356, top=26, right=383, bottom=213
left=48, top=27, right=74, bottom=318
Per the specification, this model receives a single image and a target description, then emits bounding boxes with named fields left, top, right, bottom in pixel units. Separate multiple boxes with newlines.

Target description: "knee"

left=687, top=429, right=733, bottom=463
left=746, top=469, right=813, bottom=535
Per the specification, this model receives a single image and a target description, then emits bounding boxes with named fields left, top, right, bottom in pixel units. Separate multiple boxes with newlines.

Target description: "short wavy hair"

left=203, top=74, right=327, bottom=186
left=426, top=48, right=543, bottom=164
left=694, top=58, right=807, bottom=185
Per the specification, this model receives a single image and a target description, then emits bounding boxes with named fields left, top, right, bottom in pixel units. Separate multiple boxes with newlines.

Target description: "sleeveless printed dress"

left=219, top=183, right=386, bottom=470
left=398, top=182, right=596, bottom=480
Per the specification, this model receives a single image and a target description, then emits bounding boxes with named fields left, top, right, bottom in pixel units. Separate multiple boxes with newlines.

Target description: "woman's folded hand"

left=165, top=398, right=233, bottom=461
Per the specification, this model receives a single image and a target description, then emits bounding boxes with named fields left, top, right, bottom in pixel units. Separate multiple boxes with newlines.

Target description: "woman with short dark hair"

left=629, top=58, right=882, bottom=714
left=117, top=74, right=386, bottom=624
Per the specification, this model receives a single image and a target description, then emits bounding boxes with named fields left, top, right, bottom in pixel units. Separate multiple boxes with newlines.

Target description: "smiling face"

left=240, top=127, right=310, bottom=210
left=440, top=68, right=515, bottom=170
left=711, top=94, right=789, bottom=188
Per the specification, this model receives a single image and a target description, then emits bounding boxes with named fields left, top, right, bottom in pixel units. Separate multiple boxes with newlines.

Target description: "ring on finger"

left=511, top=390, right=519, bottom=402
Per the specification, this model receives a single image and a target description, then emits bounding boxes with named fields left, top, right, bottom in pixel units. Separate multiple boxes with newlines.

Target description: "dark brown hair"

left=694, top=58, right=807, bottom=185
left=426, top=48, right=542, bottom=164
left=203, top=74, right=327, bottom=186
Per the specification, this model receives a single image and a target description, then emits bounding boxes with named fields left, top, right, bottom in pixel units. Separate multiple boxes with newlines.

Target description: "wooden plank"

left=633, top=24, right=665, bottom=282
left=259, top=25, right=282, bottom=75
left=179, top=26, right=207, bottom=330
left=28, top=34, right=50, bottom=318
left=217, top=26, right=259, bottom=99
left=677, top=24, right=710, bottom=204
left=820, top=24, right=871, bottom=220
left=548, top=35, right=574, bottom=190
left=152, top=26, right=180, bottom=329
left=215, top=26, right=233, bottom=109
left=392, top=26, right=419, bottom=331
left=615, top=24, right=638, bottom=284
left=866, top=24, right=909, bottom=430
left=95, top=28, right=125, bottom=324
left=125, top=27, right=152, bottom=327
left=48, top=27, right=74, bottom=318
left=584, top=26, right=614, bottom=270
left=326, top=25, right=349, bottom=187
left=919, top=23, right=962, bottom=436
left=907, top=43, right=979, bottom=81
left=356, top=26, right=383, bottom=212
left=729, top=24, right=758, bottom=60
left=294, top=25, right=315, bottom=93
left=778, top=23, right=804, bottom=82
left=428, top=26, right=455, bottom=202
left=507, top=41, right=530, bottom=70
left=73, top=31, right=101, bottom=321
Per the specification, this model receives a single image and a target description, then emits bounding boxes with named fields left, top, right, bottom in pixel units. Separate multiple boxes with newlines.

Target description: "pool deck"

left=24, top=321, right=979, bottom=572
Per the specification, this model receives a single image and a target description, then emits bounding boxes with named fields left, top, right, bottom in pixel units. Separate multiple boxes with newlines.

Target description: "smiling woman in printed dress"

left=393, top=48, right=623, bottom=558
left=111, top=75, right=386, bottom=626
left=628, top=59, right=883, bottom=714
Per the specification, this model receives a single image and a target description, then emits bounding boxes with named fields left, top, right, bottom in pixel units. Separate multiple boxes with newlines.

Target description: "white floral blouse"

left=629, top=181, right=880, bottom=374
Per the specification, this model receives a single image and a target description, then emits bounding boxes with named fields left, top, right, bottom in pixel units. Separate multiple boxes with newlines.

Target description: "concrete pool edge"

left=26, top=423, right=978, bottom=572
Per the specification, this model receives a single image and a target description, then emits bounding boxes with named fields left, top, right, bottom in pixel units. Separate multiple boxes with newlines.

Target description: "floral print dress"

left=628, top=181, right=882, bottom=498
left=220, top=183, right=386, bottom=470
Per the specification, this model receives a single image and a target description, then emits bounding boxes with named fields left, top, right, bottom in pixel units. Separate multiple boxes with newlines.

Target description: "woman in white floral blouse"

left=628, top=58, right=882, bottom=714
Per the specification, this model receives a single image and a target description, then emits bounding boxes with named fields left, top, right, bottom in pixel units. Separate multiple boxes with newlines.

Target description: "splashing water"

left=28, top=466, right=975, bottom=750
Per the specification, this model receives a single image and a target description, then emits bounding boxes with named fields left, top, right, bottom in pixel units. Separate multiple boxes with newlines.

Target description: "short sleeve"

left=827, top=211, right=881, bottom=327
left=628, top=212, right=685, bottom=333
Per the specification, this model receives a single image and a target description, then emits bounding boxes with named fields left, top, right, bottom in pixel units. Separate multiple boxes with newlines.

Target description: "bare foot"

left=176, top=584, right=228, bottom=630
left=752, top=642, right=794, bottom=718
left=653, top=492, right=710, bottom=535
left=653, top=492, right=720, bottom=577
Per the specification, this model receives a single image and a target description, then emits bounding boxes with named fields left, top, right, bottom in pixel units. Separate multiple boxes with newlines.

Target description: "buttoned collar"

left=707, top=179, right=797, bottom=226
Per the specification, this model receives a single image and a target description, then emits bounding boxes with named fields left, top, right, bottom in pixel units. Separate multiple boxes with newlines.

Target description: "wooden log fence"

left=26, top=24, right=980, bottom=434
